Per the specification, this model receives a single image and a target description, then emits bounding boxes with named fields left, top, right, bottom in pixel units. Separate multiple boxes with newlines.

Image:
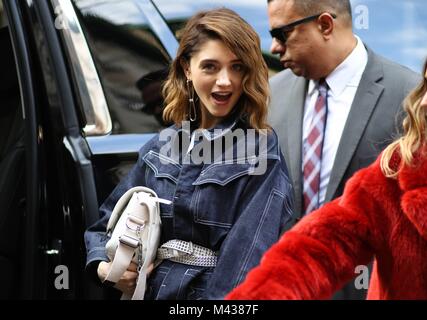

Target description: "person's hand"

left=147, top=263, right=154, bottom=277
left=97, top=261, right=139, bottom=296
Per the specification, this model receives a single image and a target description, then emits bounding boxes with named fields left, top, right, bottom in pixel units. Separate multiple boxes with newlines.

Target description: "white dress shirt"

left=302, top=36, right=368, bottom=206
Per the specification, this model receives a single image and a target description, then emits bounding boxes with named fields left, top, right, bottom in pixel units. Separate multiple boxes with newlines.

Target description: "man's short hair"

left=268, top=0, right=352, bottom=25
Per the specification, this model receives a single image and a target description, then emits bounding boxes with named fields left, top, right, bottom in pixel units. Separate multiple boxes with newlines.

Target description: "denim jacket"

left=85, top=118, right=293, bottom=299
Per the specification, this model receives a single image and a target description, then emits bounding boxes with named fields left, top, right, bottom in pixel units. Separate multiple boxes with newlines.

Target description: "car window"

left=154, top=0, right=427, bottom=74
left=72, top=0, right=172, bottom=134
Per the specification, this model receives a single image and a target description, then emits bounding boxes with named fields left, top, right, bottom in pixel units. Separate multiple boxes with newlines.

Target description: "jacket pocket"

left=177, top=268, right=213, bottom=300
left=143, top=150, right=181, bottom=183
left=191, top=163, right=255, bottom=228
left=145, top=265, right=171, bottom=300
left=143, top=150, right=181, bottom=217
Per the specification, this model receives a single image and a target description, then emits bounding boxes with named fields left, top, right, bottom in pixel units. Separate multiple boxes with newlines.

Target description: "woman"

left=84, top=8, right=293, bottom=300
left=227, top=59, right=427, bottom=300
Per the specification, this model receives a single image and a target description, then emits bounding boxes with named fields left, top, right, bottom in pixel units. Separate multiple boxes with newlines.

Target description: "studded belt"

left=157, top=239, right=218, bottom=267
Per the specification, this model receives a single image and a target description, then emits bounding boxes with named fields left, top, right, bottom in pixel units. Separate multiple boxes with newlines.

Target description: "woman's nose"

left=216, top=69, right=231, bottom=86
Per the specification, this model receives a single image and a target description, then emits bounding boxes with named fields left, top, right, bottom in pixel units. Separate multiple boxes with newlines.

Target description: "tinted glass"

left=73, top=0, right=171, bottom=134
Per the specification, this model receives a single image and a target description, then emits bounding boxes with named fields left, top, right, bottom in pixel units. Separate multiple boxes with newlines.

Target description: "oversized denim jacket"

left=85, top=118, right=293, bottom=299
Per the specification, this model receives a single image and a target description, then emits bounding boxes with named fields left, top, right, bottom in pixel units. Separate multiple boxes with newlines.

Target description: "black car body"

left=1, top=0, right=176, bottom=299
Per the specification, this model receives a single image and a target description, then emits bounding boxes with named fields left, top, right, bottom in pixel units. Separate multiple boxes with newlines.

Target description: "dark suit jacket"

left=268, top=47, right=420, bottom=299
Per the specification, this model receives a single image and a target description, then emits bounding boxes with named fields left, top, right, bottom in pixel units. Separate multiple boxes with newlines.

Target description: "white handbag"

left=104, top=186, right=171, bottom=300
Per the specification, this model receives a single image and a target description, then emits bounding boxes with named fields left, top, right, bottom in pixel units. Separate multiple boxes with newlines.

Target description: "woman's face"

left=186, top=39, right=245, bottom=129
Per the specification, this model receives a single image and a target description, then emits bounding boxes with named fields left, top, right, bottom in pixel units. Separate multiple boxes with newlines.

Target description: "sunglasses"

left=269, top=13, right=337, bottom=44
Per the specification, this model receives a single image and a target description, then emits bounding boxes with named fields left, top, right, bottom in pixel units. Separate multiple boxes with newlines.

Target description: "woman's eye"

left=232, top=64, right=245, bottom=72
left=202, top=64, right=216, bottom=72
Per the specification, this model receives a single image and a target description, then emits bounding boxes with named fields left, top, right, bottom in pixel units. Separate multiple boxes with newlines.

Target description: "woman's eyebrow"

left=199, top=59, right=242, bottom=64
left=199, top=59, right=217, bottom=64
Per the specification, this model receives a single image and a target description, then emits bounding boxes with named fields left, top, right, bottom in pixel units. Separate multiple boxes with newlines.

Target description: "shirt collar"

left=307, top=35, right=368, bottom=97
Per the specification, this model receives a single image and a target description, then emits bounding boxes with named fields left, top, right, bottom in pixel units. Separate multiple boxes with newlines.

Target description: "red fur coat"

left=226, top=150, right=427, bottom=299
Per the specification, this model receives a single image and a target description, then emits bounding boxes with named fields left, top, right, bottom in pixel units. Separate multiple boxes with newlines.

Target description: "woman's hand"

left=97, top=261, right=139, bottom=296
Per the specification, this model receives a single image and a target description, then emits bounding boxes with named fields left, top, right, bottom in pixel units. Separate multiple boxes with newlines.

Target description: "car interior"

left=0, top=17, right=26, bottom=298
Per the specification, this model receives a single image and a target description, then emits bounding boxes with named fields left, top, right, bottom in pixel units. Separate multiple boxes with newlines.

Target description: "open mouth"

left=211, top=92, right=232, bottom=102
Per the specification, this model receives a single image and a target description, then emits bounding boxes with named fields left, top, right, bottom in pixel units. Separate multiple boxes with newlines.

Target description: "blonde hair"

left=162, top=8, right=270, bottom=130
left=381, top=60, right=427, bottom=177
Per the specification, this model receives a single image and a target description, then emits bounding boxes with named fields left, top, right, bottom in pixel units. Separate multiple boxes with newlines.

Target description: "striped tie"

left=303, top=80, right=328, bottom=215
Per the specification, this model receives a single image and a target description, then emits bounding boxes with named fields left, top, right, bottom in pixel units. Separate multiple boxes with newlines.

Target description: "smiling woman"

left=85, top=7, right=294, bottom=300
left=1, top=0, right=424, bottom=301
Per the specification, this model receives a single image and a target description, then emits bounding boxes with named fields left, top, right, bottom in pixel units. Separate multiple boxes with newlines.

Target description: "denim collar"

left=174, top=116, right=239, bottom=139
left=187, top=117, right=238, bottom=153
left=196, top=117, right=237, bottom=140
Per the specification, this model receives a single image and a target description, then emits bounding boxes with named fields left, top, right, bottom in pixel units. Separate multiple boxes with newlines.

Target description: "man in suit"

left=266, top=0, right=420, bottom=299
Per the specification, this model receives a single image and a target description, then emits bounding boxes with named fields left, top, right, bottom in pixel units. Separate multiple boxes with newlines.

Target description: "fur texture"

left=226, top=150, right=427, bottom=300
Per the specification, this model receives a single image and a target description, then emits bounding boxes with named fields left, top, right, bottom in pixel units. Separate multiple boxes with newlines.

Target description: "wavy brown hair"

left=381, top=60, right=427, bottom=177
left=162, top=8, right=270, bottom=130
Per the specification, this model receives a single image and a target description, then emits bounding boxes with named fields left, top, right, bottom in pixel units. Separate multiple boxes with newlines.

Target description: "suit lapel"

left=325, top=48, right=384, bottom=202
left=284, top=77, right=307, bottom=218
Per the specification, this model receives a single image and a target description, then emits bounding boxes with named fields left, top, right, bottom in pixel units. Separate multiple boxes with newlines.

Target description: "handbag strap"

left=104, top=189, right=171, bottom=300
left=104, top=219, right=143, bottom=284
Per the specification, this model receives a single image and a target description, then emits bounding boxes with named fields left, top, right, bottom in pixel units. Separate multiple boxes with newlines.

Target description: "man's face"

left=268, top=0, right=324, bottom=79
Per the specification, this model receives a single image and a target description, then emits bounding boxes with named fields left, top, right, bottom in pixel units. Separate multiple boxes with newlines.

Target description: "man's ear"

left=318, top=13, right=334, bottom=37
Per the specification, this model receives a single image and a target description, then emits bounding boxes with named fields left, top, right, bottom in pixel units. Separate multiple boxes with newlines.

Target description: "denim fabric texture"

left=85, top=117, right=294, bottom=299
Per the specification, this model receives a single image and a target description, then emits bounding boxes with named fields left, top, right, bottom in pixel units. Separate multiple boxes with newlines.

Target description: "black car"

left=0, top=0, right=425, bottom=300
left=1, top=0, right=174, bottom=300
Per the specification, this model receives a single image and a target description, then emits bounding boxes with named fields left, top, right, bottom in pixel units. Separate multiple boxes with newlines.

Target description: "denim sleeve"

left=84, top=137, right=157, bottom=270
left=203, top=152, right=294, bottom=299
